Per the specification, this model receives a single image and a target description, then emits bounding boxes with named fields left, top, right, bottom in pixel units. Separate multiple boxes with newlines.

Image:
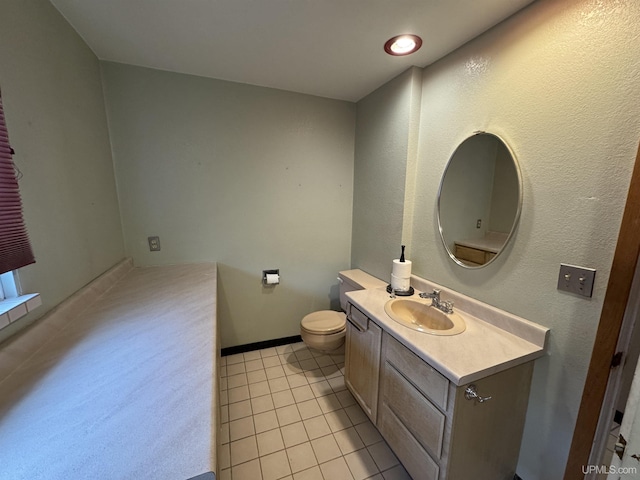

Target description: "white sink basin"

left=384, top=298, right=466, bottom=336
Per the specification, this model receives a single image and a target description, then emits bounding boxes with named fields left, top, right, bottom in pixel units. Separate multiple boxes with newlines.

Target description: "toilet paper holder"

left=262, top=269, right=280, bottom=286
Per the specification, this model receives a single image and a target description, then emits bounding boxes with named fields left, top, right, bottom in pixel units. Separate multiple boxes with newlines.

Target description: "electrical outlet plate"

left=148, top=236, right=161, bottom=252
left=557, top=263, right=596, bottom=297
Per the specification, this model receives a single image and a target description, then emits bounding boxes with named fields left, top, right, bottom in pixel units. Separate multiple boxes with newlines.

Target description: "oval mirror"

left=437, top=132, right=522, bottom=268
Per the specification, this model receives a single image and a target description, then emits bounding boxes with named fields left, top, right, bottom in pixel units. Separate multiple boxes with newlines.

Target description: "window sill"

left=0, top=294, right=41, bottom=330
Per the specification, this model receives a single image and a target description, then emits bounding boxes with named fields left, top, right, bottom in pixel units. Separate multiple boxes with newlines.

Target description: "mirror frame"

left=436, top=131, right=523, bottom=269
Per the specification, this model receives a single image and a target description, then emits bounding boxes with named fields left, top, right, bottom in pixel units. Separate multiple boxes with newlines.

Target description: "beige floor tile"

left=294, top=349, right=314, bottom=361
left=220, top=421, right=230, bottom=445
left=251, top=394, right=275, bottom=414
left=263, top=356, right=283, bottom=368
left=344, top=448, right=379, bottom=480
left=228, top=400, right=252, bottom=421
left=276, top=344, right=294, bottom=355
left=257, top=428, right=285, bottom=456
left=254, top=410, right=280, bottom=434
left=260, top=449, right=292, bottom=480
left=299, top=358, right=320, bottom=371
left=269, top=376, right=291, bottom=393
left=380, top=464, right=410, bottom=480
left=228, top=385, right=250, bottom=403
left=247, top=369, right=268, bottom=384
left=286, top=373, right=309, bottom=388
left=314, top=355, right=335, bottom=368
left=297, top=399, right=323, bottom=420
left=249, top=381, right=271, bottom=398
left=245, top=359, right=265, bottom=372
left=226, top=353, right=245, bottom=365
left=219, top=443, right=230, bottom=469
left=222, top=344, right=402, bottom=480
left=303, top=415, right=332, bottom=440
left=272, top=389, right=296, bottom=408
left=334, top=427, right=365, bottom=455
left=287, top=442, right=318, bottom=473
left=220, top=376, right=228, bottom=391
left=230, top=415, right=256, bottom=441
left=227, top=362, right=246, bottom=376
left=327, top=376, right=346, bottom=392
left=355, top=421, right=383, bottom=446
left=293, top=465, right=323, bottom=480
left=304, top=368, right=325, bottom=383
left=336, top=389, right=356, bottom=408
left=345, top=404, right=368, bottom=425
left=283, top=361, right=304, bottom=376
left=309, top=380, right=333, bottom=398
left=317, top=393, right=342, bottom=414
left=277, top=404, right=302, bottom=426
left=281, top=421, right=309, bottom=448
left=243, top=350, right=262, bottom=361
left=310, top=434, right=342, bottom=464
left=221, top=405, right=229, bottom=423
left=260, top=347, right=279, bottom=358
left=291, top=385, right=315, bottom=403
left=227, top=373, right=248, bottom=388
left=324, top=409, right=352, bottom=433
left=266, top=365, right=286, bottom=379
left=230, top=435, right=259, bottom=466
left=368, top=441, right=399, bottom=472
left=232, top=458, right=263, bottom=480
left=319, top=457, right=355, bottom=480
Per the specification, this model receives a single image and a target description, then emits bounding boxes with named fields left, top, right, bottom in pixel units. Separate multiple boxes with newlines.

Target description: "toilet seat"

left=301, top=310, right=346, bottom=335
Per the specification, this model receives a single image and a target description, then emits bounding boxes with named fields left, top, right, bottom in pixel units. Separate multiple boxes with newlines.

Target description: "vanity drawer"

left=381, top=362, right=445, bottom=459
left=347, top=303, right=369, bottom=332
left=454, top=244, right=487, bottom=264
left=382, top=333, right=449, bottom=411
left=379, top=388, right=440, bottom=480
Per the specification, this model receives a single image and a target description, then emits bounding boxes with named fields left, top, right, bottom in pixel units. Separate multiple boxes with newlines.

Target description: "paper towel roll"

left=391, top=274, right=410, bottom=292
left=265, top=273, right=280, bottom=285
left=392, top=259, right=412, bottom=278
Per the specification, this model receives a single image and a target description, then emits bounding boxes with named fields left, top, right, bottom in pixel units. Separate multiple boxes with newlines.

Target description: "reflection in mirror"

left=437, top=132, right=522, bottom=268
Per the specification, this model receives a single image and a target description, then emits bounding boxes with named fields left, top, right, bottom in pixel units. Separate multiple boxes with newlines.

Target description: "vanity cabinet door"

left=345, top=304, right=382, bottom=423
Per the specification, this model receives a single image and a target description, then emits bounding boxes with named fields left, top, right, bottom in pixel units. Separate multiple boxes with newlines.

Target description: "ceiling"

left=49, top=0, right=535, bottom=102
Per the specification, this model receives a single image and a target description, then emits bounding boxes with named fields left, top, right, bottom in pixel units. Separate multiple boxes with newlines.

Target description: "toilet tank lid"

left=301, top=311, right=346, bottom=334
left=339, top=269, right=387, bottom=290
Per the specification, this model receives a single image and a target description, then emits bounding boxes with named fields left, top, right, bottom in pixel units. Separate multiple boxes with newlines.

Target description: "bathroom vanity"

left=344, top=278, right=548, bottom=480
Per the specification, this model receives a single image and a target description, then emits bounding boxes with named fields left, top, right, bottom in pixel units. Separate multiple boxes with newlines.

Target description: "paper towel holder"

left=263, top=269, right=280, bottom=286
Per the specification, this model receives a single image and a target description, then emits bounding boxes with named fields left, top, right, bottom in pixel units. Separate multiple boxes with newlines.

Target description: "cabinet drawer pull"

left=464, top=384, right=492, bottom=404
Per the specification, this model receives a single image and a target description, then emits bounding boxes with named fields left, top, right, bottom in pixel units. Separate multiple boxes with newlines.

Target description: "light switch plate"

left=557, top=264, right=596, bottom=297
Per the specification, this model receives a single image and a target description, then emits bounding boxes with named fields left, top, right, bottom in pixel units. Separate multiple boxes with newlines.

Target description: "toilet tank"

left=338, top=269, right=387, bottom=312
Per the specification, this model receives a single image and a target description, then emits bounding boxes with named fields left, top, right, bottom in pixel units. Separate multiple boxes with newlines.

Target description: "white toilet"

left=300, top=270, right=386, bottom=352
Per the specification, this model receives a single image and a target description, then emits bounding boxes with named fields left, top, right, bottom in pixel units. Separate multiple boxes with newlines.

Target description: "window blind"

left=0, top=89, right=35, bottom=275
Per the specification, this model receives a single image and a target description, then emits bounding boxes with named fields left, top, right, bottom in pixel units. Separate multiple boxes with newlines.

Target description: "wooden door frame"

left=564, top=142, right=640, bottom=479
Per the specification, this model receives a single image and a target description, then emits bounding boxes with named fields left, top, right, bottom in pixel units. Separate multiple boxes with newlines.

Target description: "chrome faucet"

left=419, top=289, right=454, bottom=314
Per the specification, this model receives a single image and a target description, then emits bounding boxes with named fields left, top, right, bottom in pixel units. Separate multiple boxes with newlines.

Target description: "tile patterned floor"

left=218, top=342, right=411, bottom=480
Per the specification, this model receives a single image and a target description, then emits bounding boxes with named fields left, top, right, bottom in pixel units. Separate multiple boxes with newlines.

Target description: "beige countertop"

left=346, top=283, right=548, bottom=386
left=0, top=263, right=218, bottom=480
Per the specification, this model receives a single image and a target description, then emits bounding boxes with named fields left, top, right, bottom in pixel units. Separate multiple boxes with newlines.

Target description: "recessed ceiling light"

left=384, top=34, right=422, bottom=56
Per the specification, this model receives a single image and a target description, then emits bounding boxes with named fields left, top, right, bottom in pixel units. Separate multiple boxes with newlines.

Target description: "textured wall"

left=101, top=62, right=355, bottom=348
left=352, top=0, right=640, bottom=478
left=412, top=0, right=640, bottom=478
left=0, top=0, right=125, bottom=343
left=351, top=67, right=423, bottom=281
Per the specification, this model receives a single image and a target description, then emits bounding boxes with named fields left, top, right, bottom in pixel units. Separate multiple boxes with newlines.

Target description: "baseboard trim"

left=221, top=335, right=302, bottom=356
